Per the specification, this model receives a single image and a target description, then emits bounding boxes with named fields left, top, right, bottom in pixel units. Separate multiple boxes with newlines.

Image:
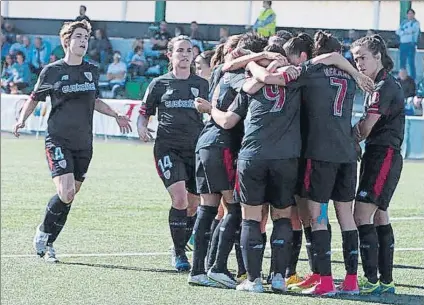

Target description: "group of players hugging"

left=14, top=19, right=403, bottom=297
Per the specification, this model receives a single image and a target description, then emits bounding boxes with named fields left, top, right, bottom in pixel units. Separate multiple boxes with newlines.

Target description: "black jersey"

left=31, top=59, right=100, bottom=150
left=196, top=69, right=246, bottom=152
left=363, top=69, right=405, bottom=150
left=301, top=64, right=358, bottom=163
left=139, top=72, right=209, bottom=150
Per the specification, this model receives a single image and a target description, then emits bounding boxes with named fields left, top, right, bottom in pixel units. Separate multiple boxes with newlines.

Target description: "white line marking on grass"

left=2, top=248, right=424, bottom=259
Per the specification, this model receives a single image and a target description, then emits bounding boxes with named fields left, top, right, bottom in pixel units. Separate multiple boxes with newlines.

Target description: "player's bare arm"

left=311, top=52, right=374, bottom=93
left=136, top=114, right=153, bottom=142
left=242, top=78, right=265, bottom=95
left=211, top=102, right=241, bottom=129
left=94, top=98, right=132, bottom=134
left=354, top=113, right=381, bottom=142
left=13, top=97, right=39, bottom=137
left=222, top=50, right=285, bottom=72
left=247, top=61, right=300, bottom=86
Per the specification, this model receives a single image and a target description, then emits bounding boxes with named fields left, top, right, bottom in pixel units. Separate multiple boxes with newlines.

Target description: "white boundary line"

left=2, top=247, right=423, bottom=259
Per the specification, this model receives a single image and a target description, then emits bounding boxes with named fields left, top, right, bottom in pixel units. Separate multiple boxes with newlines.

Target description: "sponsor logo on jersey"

left=164, top=99, right=195, bottom=109
left=58, top=160, right=67, bottom=169
left=61, top=75, right=69, bottom=81
left=62, top=82, right=96, bottom=94
left=191, top=87, right=199, bottom=97
left=163, top=170, right=171, bottom=180
left=84, top=72, right=93, bottom=81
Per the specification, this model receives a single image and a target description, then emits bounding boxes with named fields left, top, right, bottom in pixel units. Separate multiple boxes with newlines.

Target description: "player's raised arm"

left=247, top=61, right=300, bottom=87
left=311, top=52, right=374, bottom=93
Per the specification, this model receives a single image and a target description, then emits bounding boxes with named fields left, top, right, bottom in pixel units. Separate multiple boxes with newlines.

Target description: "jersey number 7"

left=264, top=85, right=286, bottom=113
left=330, top=77, right=347, bottom=117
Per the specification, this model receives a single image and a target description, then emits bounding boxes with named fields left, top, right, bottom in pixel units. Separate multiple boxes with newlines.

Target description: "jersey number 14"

left=330, top=77, right=348, bottom=117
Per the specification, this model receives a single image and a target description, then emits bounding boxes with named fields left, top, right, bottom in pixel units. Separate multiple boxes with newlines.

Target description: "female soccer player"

left=189, top=33, right=270, bottom=288
left=212, top=40, right=372, bottom=293
left=13, top=20, right=131, bottom=262
left=195, top=50, right=215, bottom=80
left=351, top=35, right=403, bottom=295
left=287, top=31, right=373, bottom=296
left=137, top=36, right=209, bottom=272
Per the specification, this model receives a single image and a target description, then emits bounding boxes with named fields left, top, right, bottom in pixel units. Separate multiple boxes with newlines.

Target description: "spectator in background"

left=342, top=29, right=357, bottom=64
left=1, top=33, right=11, bottom=60
left=106, top=51, right=127, bottom=89
left=3, top=21, right=17, bottom=44
left=366, top=29, right=377, bottom=36
left=75, top=5, right=91, bottom=23
left=190, top=21, right=204, bottom=52
left=219, top=27, right=229, bottom=43
left=398, top=68, right=417, bottom=98
left=152, top=21, right=171, bottom=51
left=175, top=26, right=184, bottom=37
left=128, top=45, right=147, bottom=77
left=192, top=45, right=201, bottom=59
left=396, top=8, right=421, bottom=80
left=126, top=38, right=144, bottom=62
left=1, top=54, right=14, bottom=92
left=88, top=28, right=113, bottom=72
left=9, top=35, right=27, bottom=58
left=412, top=78, right=424, bottom=116
left=49, top=54, right=58, bottom=63
left=51, top=43, right=65, bottom=60
left=9, top=51, right=30, bottom=94
left=252, top=1, right=276, bottom=38
left=21, top=36, right=33, bottom=63
left=30, top=36, right=50, bottom=75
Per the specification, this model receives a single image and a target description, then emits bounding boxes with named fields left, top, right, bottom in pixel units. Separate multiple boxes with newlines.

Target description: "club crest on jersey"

left=84, top=72, right=93, bottom=82
left=191, top=87, right=199, bottom=98
left=58, top=160, right=67, bottom=169
left=164, top=170, right=171, bottom=180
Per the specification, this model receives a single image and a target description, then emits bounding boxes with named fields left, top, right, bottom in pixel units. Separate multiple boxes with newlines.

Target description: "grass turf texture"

left=1, top=134, right=423, bottom=305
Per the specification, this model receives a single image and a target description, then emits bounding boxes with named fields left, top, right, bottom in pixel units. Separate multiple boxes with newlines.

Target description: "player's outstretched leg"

left=285, top=206, right=303, bottom=286
left=188, top=193, right=223, bottom=287
left=167, top=181, right=191, bottom=272
left=269, top=206, right=293, bottom=293
left=334, top=201, right=359, bottom=295
left=208, top=193, right=241, bottom=289
left=34, top=173, right=76, bottom=263
left=354, top=202, right=381, bottom=294
left=375, top=210, right=395, bottom=294
left=184, top=193, right=198, bottom=252
left=206, top=200, right=225, bottom=270
left=236, top=205, right=264, bottom=293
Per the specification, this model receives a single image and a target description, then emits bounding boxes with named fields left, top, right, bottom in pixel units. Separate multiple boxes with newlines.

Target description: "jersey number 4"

left=330, top=77, right=348, bottom=117
left=264, top=85, right=286, bottom=113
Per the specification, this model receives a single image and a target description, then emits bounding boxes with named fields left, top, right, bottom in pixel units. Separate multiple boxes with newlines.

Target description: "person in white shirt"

left=107, top=51, right=127, bottom=87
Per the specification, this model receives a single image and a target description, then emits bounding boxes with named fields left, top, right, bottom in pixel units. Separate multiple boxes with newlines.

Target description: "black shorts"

left=196, top=147, right=236, bottom=194
left=302, top=159, right=357, bottom=203
left=45, top=138, right=93, bottom=182
left=153, top=142, right=197, bottom=194
left=356, top=146, right=403, bottom=211
left=295, top=157, right=307, bottom=198
left=235, top=158, right=298, bottom=209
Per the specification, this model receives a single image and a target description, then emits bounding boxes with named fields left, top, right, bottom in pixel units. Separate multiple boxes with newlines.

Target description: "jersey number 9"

left=264, top=85, right=286, bottom=113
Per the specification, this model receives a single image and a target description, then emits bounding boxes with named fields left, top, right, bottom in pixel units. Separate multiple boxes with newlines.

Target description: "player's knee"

left=58, top=186, right=75, bottom=204
left=271, top=206, right=292, bottom=221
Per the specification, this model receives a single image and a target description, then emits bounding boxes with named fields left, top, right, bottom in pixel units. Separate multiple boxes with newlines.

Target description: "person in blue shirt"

left=9, top=51, right=31, bottom=94
left=1, top=34, right=11, bottom=60
left=396, top=8, right=421, bottom=80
